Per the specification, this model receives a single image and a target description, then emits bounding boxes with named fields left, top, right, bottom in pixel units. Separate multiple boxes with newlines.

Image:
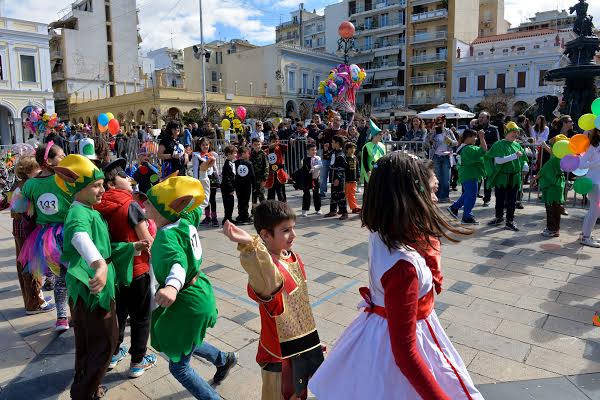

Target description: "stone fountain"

left=546, top=0, right=600, bottom=130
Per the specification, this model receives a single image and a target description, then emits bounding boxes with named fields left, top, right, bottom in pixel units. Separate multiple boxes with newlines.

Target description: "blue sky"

left=3, top=0, right=599, bottom=52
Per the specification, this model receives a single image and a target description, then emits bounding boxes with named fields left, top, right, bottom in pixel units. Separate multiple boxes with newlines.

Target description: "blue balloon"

left=98, top=113, right=110, bottom=126
left=595, top=115, right=600, bottom=130
left=325, top=92, right=333, bottom=103
left=573, top=168, right=589, bottom=177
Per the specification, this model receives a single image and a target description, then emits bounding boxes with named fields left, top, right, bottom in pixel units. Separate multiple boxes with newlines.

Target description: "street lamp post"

left=337, top=21, right=356, bottom=65
left=199, top=0, right=207, bottom=117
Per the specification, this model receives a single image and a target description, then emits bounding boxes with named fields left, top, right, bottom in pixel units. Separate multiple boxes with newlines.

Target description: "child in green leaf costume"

left=535, top=137, right=567, bottom=238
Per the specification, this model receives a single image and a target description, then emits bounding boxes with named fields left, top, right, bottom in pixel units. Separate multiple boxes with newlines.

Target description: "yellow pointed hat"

left=146, top=176, right=205, bottom=221
left=54, top=154, right=104, bottom=195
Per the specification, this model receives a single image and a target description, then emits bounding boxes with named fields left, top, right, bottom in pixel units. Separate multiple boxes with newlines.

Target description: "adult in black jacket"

left=234, top=146, right=255, bottom=224
left=476, top=111, right=500, bottom=206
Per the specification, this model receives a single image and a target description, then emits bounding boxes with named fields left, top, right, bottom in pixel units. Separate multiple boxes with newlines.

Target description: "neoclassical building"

left=0, top=16, right=55, bottom=145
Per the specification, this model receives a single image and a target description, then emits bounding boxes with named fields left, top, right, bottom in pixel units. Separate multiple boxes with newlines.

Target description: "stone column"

left=13, top=118, right=24, bottom=144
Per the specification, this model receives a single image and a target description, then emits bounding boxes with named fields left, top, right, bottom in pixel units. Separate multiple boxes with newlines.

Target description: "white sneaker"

left=301, top=210, right=307, bottom=217
left=315, top=210, right=322, bottom=215
left=581, top=236, right=600, bottom=248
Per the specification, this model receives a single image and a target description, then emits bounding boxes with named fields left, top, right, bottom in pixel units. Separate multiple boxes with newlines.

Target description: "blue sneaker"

left=26, top=302, right=56, bottom=315
left=129, top=353, right=157, bottom=378
left=108, top=345, right=128, bottom=369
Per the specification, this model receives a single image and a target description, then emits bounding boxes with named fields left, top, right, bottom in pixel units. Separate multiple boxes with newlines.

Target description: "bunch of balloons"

left=553, top=134, right=593, bottom=195
left=98, top=112, right=121, bottom=136
left=220, top=106, right=246, bottom=134
left=24, top=107, right=59, bottom=136
left=577, top=98, right=600, bottom=131
left=314, top=63, right=367, bottom=113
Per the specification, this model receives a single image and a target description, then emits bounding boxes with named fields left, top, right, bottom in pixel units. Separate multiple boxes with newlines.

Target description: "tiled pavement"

left=0, top=189, right=599, bottom=399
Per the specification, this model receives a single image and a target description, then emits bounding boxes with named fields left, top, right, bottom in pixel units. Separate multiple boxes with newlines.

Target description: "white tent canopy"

left=417, top=103, right=475, bottom=119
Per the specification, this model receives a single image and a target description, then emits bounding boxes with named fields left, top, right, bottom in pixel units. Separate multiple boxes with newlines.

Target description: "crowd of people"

left=6, top=106, right=600, bottom=400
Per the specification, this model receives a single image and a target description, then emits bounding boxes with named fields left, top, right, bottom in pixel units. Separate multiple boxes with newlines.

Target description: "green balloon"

left=573, top=177, right=594, bottom=195
left=592, top=98, right=600, bottom=116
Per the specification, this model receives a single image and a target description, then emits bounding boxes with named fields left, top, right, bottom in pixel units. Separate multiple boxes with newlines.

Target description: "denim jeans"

left=451, top=179, right=478, bottom=220
left=320, top=160, right=331, bottom=195
left=169, top=343, right=222, bottom=400
left=433, top=154, right=451, bottom=200
left=194, top=342, right=227, bottom=367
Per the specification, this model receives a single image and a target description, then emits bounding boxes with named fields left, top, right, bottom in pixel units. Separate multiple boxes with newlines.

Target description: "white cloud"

left=504, top=0, right=600, bottom=29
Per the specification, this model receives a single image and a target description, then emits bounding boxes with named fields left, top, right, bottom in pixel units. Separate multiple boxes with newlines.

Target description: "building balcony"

left=356, top=38, right=405, bottom=52
left=410, top=73, right=446, bottom=85
left=372, top=97, right=405, bottom=110
left=350, top=0, right=406, bottom=16
left=408, top=94, right=446, bottom=105
left=355, top=18, right=406, bottom=35
left=366, top=61, right=403, bottom=71
left=297, top=88, right=316, bottom=96
left=410, top=9, right=448, bottom=23
left=483, top=87, right=516, bottom=96
left=52, top=71, right=65, bottom=81
left=411, top=0, right=443, bottom=6
left=410, top=53, right=447, bottom=64
left=276, top=20, right=299, bottom=30
left=411, top=31, right=447, bottom=44
left=362, top=84, right=404, bottom=92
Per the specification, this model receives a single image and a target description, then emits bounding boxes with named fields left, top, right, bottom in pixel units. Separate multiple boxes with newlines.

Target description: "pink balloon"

left=236, top=106, right=247, bottom=121
left=30, top=111, right=38, bottom=122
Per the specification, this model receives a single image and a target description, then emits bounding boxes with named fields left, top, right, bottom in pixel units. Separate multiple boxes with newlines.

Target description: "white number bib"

left=237, top=164, right=249, bottom=177
left=268, top=153, right=277, bottom=164
left=37, top=193, right=59, bottom=216
left=189, top=225, right=203, bottom=261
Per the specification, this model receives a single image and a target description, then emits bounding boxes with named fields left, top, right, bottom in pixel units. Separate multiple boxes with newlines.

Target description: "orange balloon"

left=98, top=123, right=108, bottom=133
left=338, top=21, right=355, bottom=39
left=569, top=134, right=590, bottom=155
left=108, top=118, right=120, bottom=135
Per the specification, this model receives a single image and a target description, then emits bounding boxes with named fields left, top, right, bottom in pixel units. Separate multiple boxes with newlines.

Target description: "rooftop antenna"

left=170, top=29, right=174, bottom=50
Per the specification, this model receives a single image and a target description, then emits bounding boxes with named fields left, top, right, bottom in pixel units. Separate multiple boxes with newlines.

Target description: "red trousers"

left=345, top=182, right=359, bottom=211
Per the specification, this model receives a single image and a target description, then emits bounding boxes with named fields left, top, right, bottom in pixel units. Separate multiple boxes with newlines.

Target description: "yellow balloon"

left=233, top=119, right=241, bottom=128
left=578, top=113, right=596, bottom=131
left=552, top=140, right=572, bottom=159
left=225, top=107, right=233, bottom=114
left=106, top=112, right=115, bottom=120
left=221, top=119, right=231, bottom=130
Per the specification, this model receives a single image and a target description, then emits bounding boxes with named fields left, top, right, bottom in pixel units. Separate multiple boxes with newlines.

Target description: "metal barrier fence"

left=139, top=138, right=589, bottom=209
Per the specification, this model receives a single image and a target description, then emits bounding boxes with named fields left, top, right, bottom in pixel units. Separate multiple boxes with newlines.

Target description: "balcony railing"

left=411, top=31, right=447, bottom=44
left=483, top=87, right=516, bottom=96
left=408, top=94, right=446, bottom=105
left=410, top=53, right=447, bottom=64
left=373, top=98, right=405, bottom=110
left=277, top=20, right=299, bottom=29
left=411, top=9, right=448, bottom=23
left=298, top=88, right=316, bottom=96
left=411, top=0, right=443, bottom=5
left=356, top=38, right=405, bottom=51
left=366, top=61, right=402, bottom=70
left=410, top=74, right=446, bottom=85
left=355, top=18, right=405, bottom=33
left=351, top=0, right=406, bottom=14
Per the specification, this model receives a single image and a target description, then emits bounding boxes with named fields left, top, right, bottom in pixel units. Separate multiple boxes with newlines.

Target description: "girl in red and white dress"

left=309, top=152, right=483, bottom=400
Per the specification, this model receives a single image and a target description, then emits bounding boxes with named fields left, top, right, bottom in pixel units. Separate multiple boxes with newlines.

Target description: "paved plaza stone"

left=0, top=189, right=599, bottom=399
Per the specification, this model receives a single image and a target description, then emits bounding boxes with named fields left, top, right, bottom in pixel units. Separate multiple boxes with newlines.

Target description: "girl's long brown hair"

left=361, top=152, right=470, bottom=252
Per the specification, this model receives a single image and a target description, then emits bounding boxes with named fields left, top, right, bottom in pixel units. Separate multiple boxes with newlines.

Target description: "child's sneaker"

left=581, top=236, right=600, bottom=248
left=55, top=318, right=69, bottom=332
left=352, top=208, right=362, bottom=214
left=109, top=345, right=129, bottom=369
left=200, top=217, right=211, bottom=225
left=505, top=221, right=519, bottom=232
left=541, top=229, right=560, bottom=238
left=213, top=352, right=238, bottom=385
left=339, top=213, right=349, bottom=220
left=26, top=302, right=56, bottom=315
left=212, top=218, right=219, bottom=228
left=488, top=217, right=504, bottom=226
left=129, top=353, right=157, bottom=378
left=461, top=217, right=479, bottom=225
left=301, top=210, right=308, bottom=217
left=446, top=206, right=459, bottom=220
left=315, top=210, right=322, bottom=215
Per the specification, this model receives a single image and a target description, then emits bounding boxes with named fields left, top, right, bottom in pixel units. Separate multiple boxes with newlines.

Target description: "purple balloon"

left=560, top=154, right=580, bottom=172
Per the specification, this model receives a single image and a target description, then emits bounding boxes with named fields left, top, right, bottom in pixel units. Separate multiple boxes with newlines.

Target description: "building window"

left=20, top=55, right=36, bottom=82
left=459, top=77, right=467, bottom=93
left=496, top=73, right=505, bottom=89
left=288, top=70, right=296, bottom=92
left=211, top=85, right=217, bottom=92
left=302, top=73, right=309, bottom=91
left=314, top=75, right=321, bottom=89
left=477, top=75, right=485, bottom=91
left=539, top=69, right=547, bottom=87
left=517, top=71, right=526, bottom=88
left=211, top=71, right=217, bottom=81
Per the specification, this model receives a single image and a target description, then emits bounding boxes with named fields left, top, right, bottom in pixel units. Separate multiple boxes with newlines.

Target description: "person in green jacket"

left=447, top=129, right=488, bottom=225
left=534, top=138, right=567, bottom=238
left=55, top=154, right=148, bottom=400
left=144, top=172, right=236, bottom=400
left=360, top=120, right=386, bottom=193
left=484, top=122, right=529, bottom=232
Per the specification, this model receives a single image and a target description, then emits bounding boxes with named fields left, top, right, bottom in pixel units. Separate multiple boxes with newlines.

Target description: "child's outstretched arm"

left=222, top=221, right=283, bottom=299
